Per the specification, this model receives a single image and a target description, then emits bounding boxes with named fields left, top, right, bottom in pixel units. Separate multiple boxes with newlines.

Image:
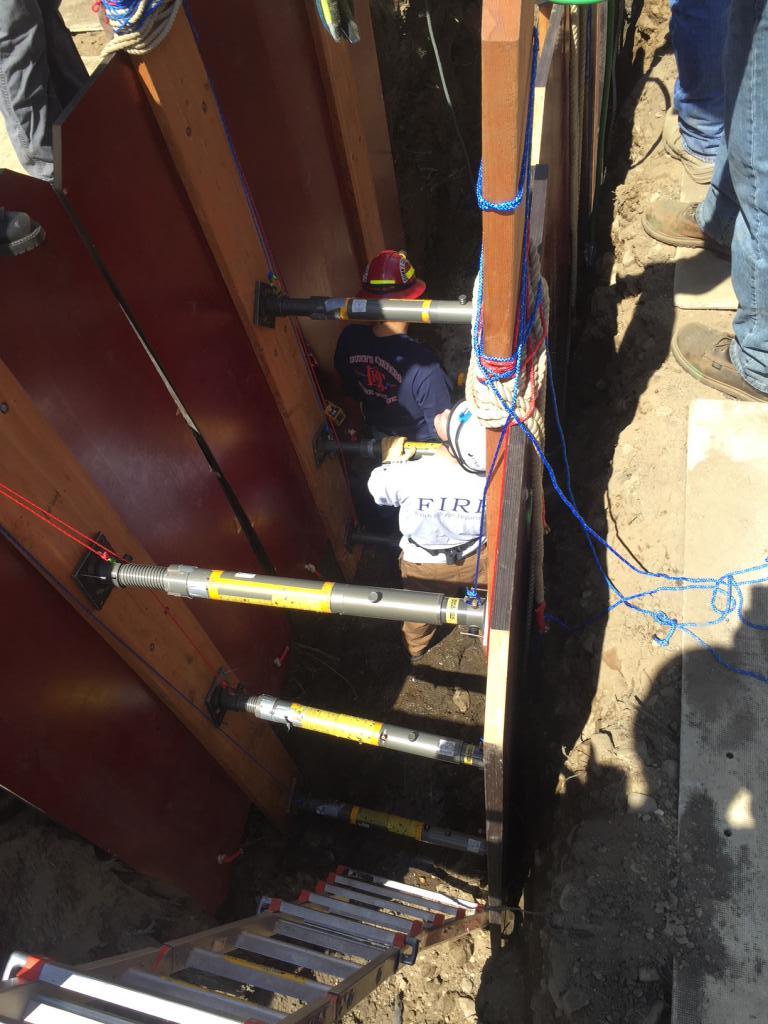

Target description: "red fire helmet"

left=358, top=250, right=427, bottom=300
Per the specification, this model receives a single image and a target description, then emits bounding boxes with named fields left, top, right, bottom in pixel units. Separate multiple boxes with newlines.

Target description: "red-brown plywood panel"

left=185, top=0, right=361, bottom=375
left=0, top=169, right=288, bottom=692
left=0, top=534, right=248, bottom=912
left=54, top=57, right=334, bottom=581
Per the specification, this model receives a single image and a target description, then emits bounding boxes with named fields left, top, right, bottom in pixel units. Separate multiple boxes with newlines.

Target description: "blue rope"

left=102, top=0, right=167, bottom=33
left=475, top=25, right=539, bottom=214
left=469, top=26, right=768, bottom=683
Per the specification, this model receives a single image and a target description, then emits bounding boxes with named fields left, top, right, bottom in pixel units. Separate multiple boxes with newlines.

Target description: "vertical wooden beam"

left=480, top=0, right=535, bottom=609
left=479, top=0, right=535, bottom=930
left=134, top=11, right=357, bottom=578
left=307, top=2, right=386, bottom=265
left=0, top=357, right=298, bottom=825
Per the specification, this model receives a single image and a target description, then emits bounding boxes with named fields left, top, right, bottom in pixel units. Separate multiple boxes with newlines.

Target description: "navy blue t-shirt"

left=334, top=325, right=452, bottom=441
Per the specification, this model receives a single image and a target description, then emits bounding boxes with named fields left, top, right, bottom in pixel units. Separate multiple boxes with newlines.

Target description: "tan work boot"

left=671, top=323, right=768, bottom=402
left=662, top=108, right=715, bottom=185
left=641, top=198, right=730, bottom=257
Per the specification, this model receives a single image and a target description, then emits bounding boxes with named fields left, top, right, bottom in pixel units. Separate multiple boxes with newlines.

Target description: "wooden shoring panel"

left=54, top=59, right=332, bottom=585
left=133, top=10, right=357, bottom=577
left=536, top=8, right=572, bottom=357
left=479, top=0, right=535, bottom=926
left=0, top=536, right=249, bottom=912
left=0, top=355, right=298, bottom=826
left=308, top=1, right=386, bottom=267
left=348, top=1, right=405, bottom=248
left=483, top=431, right=530, bottom=927
left=182, top=0, right=388, bottom=378
left=1, top=169, right=290, bottom=688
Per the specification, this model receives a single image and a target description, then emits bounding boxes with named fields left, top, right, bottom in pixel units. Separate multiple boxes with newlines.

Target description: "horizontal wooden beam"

left=0, top=356, right=297, bottom=825
left=135, top=11, right=357, bottom=578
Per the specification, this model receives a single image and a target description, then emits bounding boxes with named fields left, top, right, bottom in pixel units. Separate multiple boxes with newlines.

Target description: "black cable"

left=424, top=1, right=475, bottom=192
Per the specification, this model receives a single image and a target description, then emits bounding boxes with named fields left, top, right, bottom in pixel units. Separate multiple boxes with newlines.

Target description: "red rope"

left=0, top=479, right=218, bottom=675
left=0, top=483, right=123, bottom=562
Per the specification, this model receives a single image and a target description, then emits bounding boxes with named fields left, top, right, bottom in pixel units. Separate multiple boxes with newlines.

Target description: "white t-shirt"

left=367, top=456, right=486, bottom=564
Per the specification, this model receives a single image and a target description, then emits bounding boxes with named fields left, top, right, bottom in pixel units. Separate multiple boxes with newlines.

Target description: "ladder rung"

left=234, top=934, right=357, bottom=979
left=272, top=920, right=384, bottom=963
left=24, top=993, right=140, bottom=1024
left=328, top=873, right=468, bottom=917
left=299, top=894, right=422, bottom=937
left=121, top=969, right=283, bottom=1023
left=12, top=964, right=240, bottom=1024
left=339, top=868, right=478, bottom=911
left=317, top=883, right=445, bottom=926
left=184, top=950, right=329, bottom=1003
left=266, top=902, right=406, bottom=950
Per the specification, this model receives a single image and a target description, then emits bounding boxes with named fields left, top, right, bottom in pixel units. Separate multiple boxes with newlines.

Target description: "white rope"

left=101, top=0, right=184, bottom=57
left=465, top=240, right=549, bottom=609
left=465, top=240, right=550, bottom=444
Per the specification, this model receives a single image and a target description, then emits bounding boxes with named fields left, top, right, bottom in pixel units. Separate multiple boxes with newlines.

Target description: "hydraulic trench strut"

left=108, top=562, right=485, bottom=632
left=254, top=282, right=475, bottom=328
left=102, top=562, right=486, bottom=770
left=207, top=679, right=484, bottom=770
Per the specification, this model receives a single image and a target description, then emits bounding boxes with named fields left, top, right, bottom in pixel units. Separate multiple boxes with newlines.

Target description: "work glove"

left=314, top=0, right=359, bottom=43
left=381, top=437, right=412, bottom=463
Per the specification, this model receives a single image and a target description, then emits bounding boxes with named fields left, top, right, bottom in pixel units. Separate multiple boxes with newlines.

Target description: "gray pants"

left=0, top=0, right=88, bottom=182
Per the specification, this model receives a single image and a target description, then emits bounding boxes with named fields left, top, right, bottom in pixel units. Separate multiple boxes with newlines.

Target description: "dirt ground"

left=0, top=1, right=731, bottom=1022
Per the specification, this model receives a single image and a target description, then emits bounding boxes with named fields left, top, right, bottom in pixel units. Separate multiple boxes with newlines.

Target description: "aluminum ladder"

left=0, top=867, right=486, bottom=1024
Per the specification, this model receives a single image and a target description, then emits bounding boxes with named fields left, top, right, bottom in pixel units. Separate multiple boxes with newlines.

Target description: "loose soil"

left=0, top=2, right=729, bottom=1023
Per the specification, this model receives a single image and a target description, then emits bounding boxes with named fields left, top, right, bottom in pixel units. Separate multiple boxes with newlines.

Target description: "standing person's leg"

left=38, top=0, right=87, bottom=112
left=672, top=0, right=768, bottom=401
left=669, top=0, right=730, bottom=162
left=644, top=1, right=738, bottom=251
left=0, top=0, right=56, bottom=180
left=723, top=0, right=768, bottom=395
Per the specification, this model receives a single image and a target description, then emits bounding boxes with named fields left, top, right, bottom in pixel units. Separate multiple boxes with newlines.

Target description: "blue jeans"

left=669, top=0, right=731, bottom=162
left=697, top=0, right=768, bottom=394
left=0, top=0, right=87, bottom=182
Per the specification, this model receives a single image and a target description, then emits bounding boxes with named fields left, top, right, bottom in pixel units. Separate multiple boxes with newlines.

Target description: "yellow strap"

left=421, top=299, right=433, bottom=324
left=445, top=597, right=460, bottom=625
left=463, top=744, right=482, bottom=767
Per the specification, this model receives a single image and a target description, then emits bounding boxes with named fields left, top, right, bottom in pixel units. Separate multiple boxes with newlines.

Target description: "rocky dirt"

left=0, top=2, right=732, bottom=1023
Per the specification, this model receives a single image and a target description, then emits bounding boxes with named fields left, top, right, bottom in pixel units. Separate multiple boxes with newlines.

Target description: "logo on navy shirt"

left=349, top=354, right=402, bottom=405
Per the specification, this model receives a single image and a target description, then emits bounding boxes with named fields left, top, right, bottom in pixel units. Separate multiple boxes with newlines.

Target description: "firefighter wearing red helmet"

left=333, top=250, right=452, bottom=441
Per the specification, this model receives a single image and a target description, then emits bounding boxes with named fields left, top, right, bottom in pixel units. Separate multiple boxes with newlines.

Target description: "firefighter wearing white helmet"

left=367, top=400, right=488, bottom=662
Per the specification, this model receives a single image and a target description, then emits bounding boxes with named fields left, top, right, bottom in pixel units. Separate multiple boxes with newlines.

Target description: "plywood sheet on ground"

left=674, top=170, right=736, bottom=311
left=675, top=399, right=768, bottom=1023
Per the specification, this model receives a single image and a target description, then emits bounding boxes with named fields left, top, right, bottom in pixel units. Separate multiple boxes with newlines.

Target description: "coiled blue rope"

left=101, top=0, right=165, bottom=32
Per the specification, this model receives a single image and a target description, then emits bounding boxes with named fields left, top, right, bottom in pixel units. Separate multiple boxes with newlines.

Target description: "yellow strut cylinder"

left=351, top=806, right=424, bottom=840
left=207, top=571, right=334, bottom=612
left=287, top=704, right=382, bottom=746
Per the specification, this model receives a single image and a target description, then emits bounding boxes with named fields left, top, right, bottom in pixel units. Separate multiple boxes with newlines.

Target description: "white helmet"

left=447, top=401, right=486, bottom=474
